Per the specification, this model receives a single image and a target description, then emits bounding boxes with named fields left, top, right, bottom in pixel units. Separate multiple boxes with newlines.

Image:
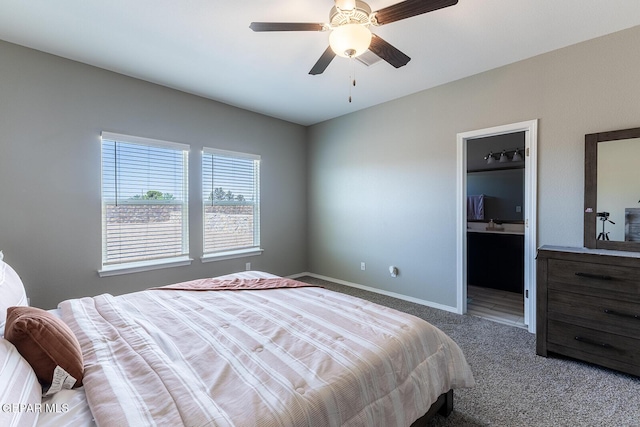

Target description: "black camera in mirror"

left=596, top=211, right=615, bottom=241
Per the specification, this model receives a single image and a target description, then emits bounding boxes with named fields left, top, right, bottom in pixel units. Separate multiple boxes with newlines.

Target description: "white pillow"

left=0, top=252, right=29, bottom=336
left=0, top=338, right=41, bottom=426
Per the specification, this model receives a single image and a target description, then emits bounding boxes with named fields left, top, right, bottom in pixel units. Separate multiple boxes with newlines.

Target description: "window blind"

left=101, top=132, right=189, bottom=267
left=202, top=148, right=260, bottom=256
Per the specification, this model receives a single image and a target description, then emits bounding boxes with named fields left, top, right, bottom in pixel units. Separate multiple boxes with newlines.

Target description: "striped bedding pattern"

left=60, top=276, right=474, bottom=426
left=0, top=339, right=41, bottom=427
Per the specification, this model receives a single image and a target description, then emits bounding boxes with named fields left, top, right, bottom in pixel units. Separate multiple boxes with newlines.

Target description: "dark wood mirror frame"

left=584, top=126, right=640, bottom=251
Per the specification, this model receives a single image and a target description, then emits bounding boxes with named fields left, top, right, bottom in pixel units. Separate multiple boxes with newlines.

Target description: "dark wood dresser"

left=537, top=246, right=640, bottom=376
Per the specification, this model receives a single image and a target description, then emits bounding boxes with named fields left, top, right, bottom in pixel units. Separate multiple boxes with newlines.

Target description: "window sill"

left=98, top=256, right=193, bottom=277
left=201, top=248, right=264, bottom=263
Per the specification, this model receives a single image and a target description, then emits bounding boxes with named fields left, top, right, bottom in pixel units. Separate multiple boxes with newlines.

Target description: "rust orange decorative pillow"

left=4, top=306, right=83, bottom=394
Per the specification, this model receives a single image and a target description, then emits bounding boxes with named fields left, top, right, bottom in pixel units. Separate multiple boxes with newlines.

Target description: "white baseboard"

left=288, top=272, right=459, bottom=314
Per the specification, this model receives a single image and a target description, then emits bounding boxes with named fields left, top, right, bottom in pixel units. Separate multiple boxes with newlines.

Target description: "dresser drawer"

left=548, top=319, right=640, bottom=371
left=548, top=290, right=640, bottom=339
left=548, top=259, right=640, bottom=299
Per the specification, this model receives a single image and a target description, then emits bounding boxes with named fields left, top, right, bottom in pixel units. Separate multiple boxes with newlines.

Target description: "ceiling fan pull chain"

left=348, top=56, right=354, bottom=103
left=352, top=56, right=356, bottom=87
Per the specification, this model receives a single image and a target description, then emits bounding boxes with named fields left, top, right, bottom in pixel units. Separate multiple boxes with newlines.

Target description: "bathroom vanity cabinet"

left=467, top=230, right=524, bottom=293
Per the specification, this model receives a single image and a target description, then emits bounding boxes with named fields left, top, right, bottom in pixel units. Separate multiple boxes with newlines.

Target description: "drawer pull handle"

left=574, top=272, right=613, bottom=280
left=575, top=336, right=613, bottom=348
left=604, top=309, right=640, bottom=320
left=574, top=336, right=613, bottom=349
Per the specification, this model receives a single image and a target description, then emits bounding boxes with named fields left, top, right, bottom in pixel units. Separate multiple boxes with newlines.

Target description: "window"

left=202, top=148, right=261, bottom=260
left=100, top=132, right=190, bottom=275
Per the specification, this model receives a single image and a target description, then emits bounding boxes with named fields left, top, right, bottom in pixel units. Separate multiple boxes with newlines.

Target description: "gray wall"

left=0, top=41, right=308, bottom=309
left=307, top=25, right=640, bottom=308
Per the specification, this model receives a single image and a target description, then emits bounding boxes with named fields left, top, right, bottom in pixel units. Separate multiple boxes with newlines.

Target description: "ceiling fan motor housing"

left=330, top=0, right=372, bottom=27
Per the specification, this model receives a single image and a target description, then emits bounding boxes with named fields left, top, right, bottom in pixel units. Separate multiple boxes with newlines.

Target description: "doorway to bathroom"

left=456, top=121, right=538, bottom=333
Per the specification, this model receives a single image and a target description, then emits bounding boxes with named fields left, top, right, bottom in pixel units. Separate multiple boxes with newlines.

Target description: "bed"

left=1, top=256, right=474, bottom=427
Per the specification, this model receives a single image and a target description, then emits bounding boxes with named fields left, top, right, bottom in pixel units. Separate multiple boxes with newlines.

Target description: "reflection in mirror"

left=597, top=137, right=640, bottom=241
left=467, top=169, right=524, bottom=221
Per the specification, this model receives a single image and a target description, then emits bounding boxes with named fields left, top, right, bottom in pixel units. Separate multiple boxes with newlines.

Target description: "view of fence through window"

left=103, top=198, right=186, bottom=265
left=202, top=149, right=260, bottom=255
left=101, top=134, right=189, bottom=266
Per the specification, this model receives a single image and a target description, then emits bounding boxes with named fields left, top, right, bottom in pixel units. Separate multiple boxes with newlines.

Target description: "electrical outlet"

left=245, top=262, right=251, bottom=271
left=516, top=206, right=522, bottom=213
left=360, top=262, right=366, bottom=271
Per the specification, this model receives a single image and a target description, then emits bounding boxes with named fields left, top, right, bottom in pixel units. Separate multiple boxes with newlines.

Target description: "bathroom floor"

left=467, top=285, right=525, bottom=329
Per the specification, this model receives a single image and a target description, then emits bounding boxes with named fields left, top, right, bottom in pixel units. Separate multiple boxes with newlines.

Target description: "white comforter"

left=59, top=273, right=474, bottom=427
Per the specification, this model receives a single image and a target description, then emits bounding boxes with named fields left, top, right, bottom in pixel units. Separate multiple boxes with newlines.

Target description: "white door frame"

left=456, top=120, right=538, bottom=333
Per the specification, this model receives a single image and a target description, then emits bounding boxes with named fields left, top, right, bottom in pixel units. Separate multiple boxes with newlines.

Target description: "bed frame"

left=410, top=389, right=454, bottom=426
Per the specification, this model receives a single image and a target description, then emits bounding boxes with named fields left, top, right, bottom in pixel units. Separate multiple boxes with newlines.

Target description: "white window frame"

left=99, top=132, right=192, bottom=276
left=201, top=147, right=263, bottom=262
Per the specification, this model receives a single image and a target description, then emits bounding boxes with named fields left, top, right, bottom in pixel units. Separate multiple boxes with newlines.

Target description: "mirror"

left=467, top=169, right=524, bottom=221
left=584, top=127, right=640, bottom=251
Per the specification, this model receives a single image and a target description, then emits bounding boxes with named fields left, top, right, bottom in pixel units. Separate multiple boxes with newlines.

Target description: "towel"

left=467, top=195, right=484, bottom=220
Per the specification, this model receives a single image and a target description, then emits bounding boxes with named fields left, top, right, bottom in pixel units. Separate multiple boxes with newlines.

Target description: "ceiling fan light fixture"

left=329, top=23, right=372, bottom=58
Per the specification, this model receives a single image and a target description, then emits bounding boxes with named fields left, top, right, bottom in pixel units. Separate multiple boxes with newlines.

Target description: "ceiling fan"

left=250, top=0, right=458, bottom=75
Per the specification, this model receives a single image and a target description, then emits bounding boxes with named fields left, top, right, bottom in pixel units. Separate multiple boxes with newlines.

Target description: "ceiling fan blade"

left=309, top=46, right=336, bottom=75
left=249, top=22, right=325, bottom=32
left=373, top=0, right=458, bottom=26
left=368, top=34, right=411, bottom=68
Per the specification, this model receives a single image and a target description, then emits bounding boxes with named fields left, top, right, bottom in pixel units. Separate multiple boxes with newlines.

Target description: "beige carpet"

left=296, top=276, right=640, bottom=427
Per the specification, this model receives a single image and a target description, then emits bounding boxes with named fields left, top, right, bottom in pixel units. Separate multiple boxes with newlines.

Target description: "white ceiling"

left=1, top=1, right=639, bottom=126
